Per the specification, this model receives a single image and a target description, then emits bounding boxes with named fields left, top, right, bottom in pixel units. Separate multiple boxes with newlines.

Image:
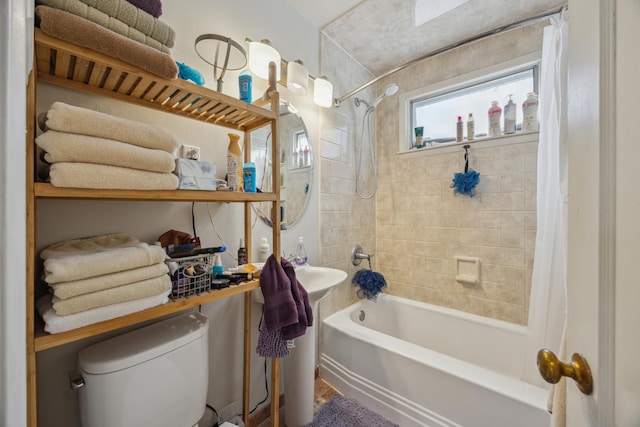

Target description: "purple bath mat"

left=305, top=394, right=398, bottom=427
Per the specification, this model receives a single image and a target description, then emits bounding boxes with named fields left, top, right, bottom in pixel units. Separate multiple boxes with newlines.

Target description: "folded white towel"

left=41, top=232, right=140, bottom=259
left=48, top=162, right=179, bottom=190
left=50, top=263, right=169, bottom=299
left=52, top=274, right=171, bottom=315
left=44, top=242, right=166, bottom=284
left=36, top=290, right=170, bottom=334
left=44, top=102, right=177, bottom=154
left=36, top=130, right=176, bottom=173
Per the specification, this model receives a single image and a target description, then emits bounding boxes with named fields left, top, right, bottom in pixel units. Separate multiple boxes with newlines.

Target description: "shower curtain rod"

left=333, top=5, right=568, bottom=107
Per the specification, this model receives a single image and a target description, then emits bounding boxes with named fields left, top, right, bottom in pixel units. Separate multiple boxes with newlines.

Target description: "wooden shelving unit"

left=27, top=29, right=282, bottom=427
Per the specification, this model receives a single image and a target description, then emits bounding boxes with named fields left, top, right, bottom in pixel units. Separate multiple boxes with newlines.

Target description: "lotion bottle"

left=456, top=116, right=463, bottom=142
left=227, top=133, right=243, bottom=191
left=212, top=253, right=224, bottom=278
left=522, top=92, right=539, bottom=132
left=488, top=101, right=502, bottom=137
left=258, top=237, right=270, bottom=262
left=467, top=113, right=475, bottom=141
left=503, top=95, right=516, bottom=134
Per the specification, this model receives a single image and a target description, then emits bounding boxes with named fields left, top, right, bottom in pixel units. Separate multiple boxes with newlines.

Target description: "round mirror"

left=251, top=99, right=313, bottom=229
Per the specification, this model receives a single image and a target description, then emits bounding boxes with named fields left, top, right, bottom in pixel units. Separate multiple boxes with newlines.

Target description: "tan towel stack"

left=35, top=0, right=178, bottom=79
left=37, top=233, right=172, bottom=334
left=36, top=102, right=179, bottom=190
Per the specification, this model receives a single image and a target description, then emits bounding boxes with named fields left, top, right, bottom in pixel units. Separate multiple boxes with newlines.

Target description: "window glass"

left=411, top=67, right=536, bottom=145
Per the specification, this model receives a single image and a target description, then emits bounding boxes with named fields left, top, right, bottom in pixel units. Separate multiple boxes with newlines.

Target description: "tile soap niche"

left=455, top=256, right=480, bottom=285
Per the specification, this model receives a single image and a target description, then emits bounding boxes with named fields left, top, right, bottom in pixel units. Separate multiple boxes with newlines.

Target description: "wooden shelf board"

left=34, top=183, right=277, bottom=202
left=34, top=279, right=260, bottom=352
left=34, top=30, right=277, bottom=132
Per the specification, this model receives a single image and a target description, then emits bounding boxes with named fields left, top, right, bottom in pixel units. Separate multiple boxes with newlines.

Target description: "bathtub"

left=319, top=294, right=551, bottom=427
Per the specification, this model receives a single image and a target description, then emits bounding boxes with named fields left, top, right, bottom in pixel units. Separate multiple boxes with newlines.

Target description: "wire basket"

left=166, top=254, right=213, bottom=299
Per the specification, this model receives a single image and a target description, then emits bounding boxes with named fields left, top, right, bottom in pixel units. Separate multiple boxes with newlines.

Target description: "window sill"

left=398, top=131, right=539, bottom=158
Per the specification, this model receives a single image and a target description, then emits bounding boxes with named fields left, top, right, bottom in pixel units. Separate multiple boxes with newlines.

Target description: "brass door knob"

left=537, top=349, right=593, bottom=395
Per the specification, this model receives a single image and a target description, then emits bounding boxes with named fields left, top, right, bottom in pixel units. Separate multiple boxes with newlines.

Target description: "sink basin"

left=252, top=264, right=347, bottom=304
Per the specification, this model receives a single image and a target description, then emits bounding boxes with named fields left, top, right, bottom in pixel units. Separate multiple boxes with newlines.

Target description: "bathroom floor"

left=254, top=377, right=339, bottom=427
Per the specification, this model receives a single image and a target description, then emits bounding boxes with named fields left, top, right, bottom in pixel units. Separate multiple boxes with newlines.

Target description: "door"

left=565, top=0, right=640, bottom=425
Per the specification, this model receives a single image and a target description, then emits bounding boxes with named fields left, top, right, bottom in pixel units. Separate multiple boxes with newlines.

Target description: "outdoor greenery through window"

left=411, top=66, right=537, bottom=147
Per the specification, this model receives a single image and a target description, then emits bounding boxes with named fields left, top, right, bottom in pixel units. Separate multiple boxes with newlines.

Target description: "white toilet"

left=77, top=312, right=209, bottom=427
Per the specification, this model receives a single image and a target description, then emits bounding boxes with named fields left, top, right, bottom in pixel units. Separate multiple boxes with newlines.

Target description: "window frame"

left=398, top=52, right=541, bottom=154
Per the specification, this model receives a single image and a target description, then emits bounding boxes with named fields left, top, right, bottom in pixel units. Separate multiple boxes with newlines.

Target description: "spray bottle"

left=227, top=133, right=243, bottom=191
left=212, top=253, right=224, bottom=278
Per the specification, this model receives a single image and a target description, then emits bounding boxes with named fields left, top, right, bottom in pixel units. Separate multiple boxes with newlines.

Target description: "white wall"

left=1, top=0, right=30, bottom=426
left=31, top=1, right=322, bottom=425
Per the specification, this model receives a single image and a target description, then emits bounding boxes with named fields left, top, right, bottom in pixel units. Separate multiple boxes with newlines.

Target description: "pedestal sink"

left=252, top=264, right=347, bottom=427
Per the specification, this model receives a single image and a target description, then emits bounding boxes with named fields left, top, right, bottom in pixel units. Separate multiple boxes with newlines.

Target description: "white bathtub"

left=319, top=294, right=551, bottom=427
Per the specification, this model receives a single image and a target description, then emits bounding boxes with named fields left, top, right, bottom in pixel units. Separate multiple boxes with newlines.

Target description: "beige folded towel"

left=41, top=232, right=140, bottom=259
left=78, top=0, right=174, bottom=47
left=44, top=242, right=166, bottom=283
left=36, top=0, right=171, bottom=52
left=37, top=290, right=170, bottom=333
left=36, top=6, right=178, bottom=80
left=52, top=274, right=171, bottom=315
left=50, top=263, right=169, bottom=299
left=36, top=130, right=176, bottom=173
left=48, top=162, right=179, bottom=190
left=44, top=102, right=177, bottom=153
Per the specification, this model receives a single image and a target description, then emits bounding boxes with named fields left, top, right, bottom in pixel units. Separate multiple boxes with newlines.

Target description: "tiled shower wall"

left=375, top=23, right=546, bottom=324
left=317, top=34, right=376, bottom=321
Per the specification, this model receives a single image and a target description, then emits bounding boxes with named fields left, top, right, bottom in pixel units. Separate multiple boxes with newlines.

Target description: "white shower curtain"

left=523, top=10, right=569, bottom=419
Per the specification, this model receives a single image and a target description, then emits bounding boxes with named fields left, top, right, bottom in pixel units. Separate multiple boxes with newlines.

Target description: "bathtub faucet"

left=351, top=245, right=372, bottom=268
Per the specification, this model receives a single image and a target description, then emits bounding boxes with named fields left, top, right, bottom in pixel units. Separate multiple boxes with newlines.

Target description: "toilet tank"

left=78, top=312, right=209, bottom=427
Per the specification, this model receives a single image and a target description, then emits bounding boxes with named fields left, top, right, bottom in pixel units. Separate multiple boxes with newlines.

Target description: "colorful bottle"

left=238, top=70, right=252, bottom=103
left=237, top=238, right=248, bottom=266
left=303, top=145, right=310, bottom=166
left=467, top=113, right=475, bottom=141
left=243, top=162, right=256, bottom=192
left=212, top=253, right=224, bottom=278
left=227, top=133, right=243, bottom=192
left=456, top=116, right=463, bottom=142
left=488, top=101, right=502, bottom=137
left=522, top=92, right=539, bottom=132
left=504, top=95, right=516, bottom=134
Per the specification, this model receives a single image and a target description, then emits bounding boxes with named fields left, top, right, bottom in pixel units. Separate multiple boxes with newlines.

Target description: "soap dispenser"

left=293, top=236, right=308, bottom=266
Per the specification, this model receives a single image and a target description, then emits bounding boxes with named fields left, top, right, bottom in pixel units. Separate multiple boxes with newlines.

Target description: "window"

left=400, top=56, right=539, bottom=152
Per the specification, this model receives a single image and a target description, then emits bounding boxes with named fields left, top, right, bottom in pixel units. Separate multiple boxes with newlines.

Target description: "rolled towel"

left=125, top=0, right=161, bottom=18
left=37, top=289, right=170, bottom=334
left=52, top=274, right=171, bottom=315
left=79, top=0, right=173, bottom=46
left=50, top=263, right=169, bottom=299
left=48, top=162, right=179, bottom=191
left=36, top=130, right=176, bottom=173
left=35, top=6, right=178, bottom=80
left=44, top=242, right=166, bottom=283
left=36, top=0, right=171, bottom=52
left=41, top=232, right=140, bottom=259
left=43, top=102, right=177, bottom=153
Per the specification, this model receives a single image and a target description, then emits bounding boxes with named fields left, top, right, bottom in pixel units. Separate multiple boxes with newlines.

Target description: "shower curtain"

left=524, top=10, right=569, bottom=422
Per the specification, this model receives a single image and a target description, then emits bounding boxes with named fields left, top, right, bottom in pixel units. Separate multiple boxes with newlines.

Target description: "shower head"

left=371, top=83, right=399, bottom=108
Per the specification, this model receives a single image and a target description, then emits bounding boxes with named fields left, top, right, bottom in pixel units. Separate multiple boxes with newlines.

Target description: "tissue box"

left=175, top=159, right=217, bottom=191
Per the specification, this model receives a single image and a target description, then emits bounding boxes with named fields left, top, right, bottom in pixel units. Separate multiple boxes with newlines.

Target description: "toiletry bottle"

left=303, top=145, right=310, bottom=166
left=212, top=253, right=224, bottom=278
left=238, top=238, right=248, bottom=266
left=293, top=236, right=308, bottom=266
left=467, top=113, right=474, bottom=141
left=503, top=95, right=516, bottom=134
left=243, top=162, right=256, bottom=192
left=258, top=237, right=270, bottom=262
left=522, top=92, right=539, bottom=132
left=297, top=144, right=304, bottom=168
left=227, top=133, right=243, bottom=192
left=456, top=116, right=463, bottom=142
left=238, top=69, right=252, bottom=103
left=488, top=100, right=502, bottom=137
